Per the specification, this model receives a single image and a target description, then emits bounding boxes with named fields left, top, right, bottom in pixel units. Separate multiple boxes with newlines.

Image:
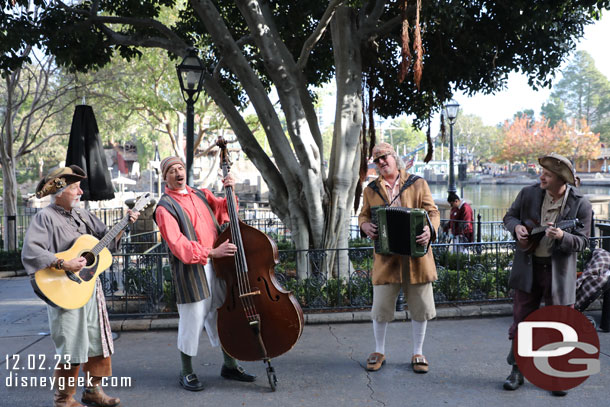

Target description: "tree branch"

left=203, top=73, right=290, bottom=220
left=296, top=0, right=345, bottom=72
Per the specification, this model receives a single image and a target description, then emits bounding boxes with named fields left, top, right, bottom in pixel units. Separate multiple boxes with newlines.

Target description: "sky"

left=455, top=12, right=610, bottom=126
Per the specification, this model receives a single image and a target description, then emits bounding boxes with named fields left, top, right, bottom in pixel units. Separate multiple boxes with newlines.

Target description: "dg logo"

left=515, top=305, right=600, bottom=392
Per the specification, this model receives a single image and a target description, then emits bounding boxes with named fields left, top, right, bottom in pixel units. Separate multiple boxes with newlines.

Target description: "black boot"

left=503, top=365, right=524, bottom=390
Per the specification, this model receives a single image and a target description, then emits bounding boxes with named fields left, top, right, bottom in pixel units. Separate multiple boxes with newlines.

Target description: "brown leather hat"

left=538, top=153, right=577, bottom=186
left=35, top=165, right=87, bottom=198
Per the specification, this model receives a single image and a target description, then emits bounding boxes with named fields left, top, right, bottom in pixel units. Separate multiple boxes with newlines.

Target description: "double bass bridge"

left=239, top=289, right=261, bottom=298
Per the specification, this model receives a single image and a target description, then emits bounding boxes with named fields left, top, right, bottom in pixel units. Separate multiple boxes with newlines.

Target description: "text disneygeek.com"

left=3, top=354, right=132, bottom=389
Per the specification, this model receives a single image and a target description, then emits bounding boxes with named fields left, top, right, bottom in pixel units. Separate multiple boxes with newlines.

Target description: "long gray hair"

left=49, top=187, right=67, bottom=204
left=389, top=151, right=405, bottom=170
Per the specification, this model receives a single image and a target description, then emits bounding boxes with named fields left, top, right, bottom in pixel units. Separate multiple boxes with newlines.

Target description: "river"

left=428, top=183, right=610, bottom=209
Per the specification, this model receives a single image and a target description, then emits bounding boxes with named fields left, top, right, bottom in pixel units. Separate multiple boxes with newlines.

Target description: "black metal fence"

left=100, top=241, right=171, bottom=317
left=0, top=207, right=125, bottom=251
left=3, top=206, right=609, bottom=316
left=100, top=235, right=610, bottom=316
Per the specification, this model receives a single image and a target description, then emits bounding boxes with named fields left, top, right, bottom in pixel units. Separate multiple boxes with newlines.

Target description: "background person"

left=443, top=192, right=474, bottom=251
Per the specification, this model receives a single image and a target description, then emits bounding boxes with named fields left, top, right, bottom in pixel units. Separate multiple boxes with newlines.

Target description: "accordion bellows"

left=371, top=206, right=428, bottom=257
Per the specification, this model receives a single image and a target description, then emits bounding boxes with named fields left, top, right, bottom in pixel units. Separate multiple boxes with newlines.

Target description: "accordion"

left=371, top=206, right=429, bottom=257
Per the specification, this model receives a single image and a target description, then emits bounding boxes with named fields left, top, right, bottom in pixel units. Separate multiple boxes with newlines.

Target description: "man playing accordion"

left=358, top=143, right=440, bottom=374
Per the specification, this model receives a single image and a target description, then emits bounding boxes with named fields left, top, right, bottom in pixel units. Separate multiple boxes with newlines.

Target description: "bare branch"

left=364, top=14, right=402, bottom=42
left=56, top=0, right=189, bottom=54
left=17, top=132, right=70, bottom=158
left=296, top=0, right=345, bottom=71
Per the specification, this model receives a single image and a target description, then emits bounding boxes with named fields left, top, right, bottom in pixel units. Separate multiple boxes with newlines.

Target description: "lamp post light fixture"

left=176, top=48, right=205, bottom=186
left=444, top=99, right=460, bottom=199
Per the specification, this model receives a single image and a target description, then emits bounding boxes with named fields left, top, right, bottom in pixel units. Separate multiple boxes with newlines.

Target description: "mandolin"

left=517, top=218, right=583, bottom=254
left=31, top=193, right=152, bottom=309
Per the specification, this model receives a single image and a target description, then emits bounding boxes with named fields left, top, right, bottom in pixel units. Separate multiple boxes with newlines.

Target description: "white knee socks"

left=373, top=320, right=388, bottom=355
left=412, top=319, right=427, bottom=356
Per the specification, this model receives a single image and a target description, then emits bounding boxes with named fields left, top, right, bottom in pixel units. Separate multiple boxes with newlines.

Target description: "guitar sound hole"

left=83, top=252, right=95, bottom=267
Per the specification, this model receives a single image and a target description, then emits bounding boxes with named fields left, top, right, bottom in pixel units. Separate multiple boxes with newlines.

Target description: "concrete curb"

left=0, top=270, right=27, bottom=278
left=110, top=303, right=520, bottom=332
left=110, top=300, right=604, bottom=331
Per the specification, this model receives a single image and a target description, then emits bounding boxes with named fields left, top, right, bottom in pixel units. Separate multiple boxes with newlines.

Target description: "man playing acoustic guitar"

left=502, top=153, right=591, bottom=396
left=21, top=166, right=139, bottom=407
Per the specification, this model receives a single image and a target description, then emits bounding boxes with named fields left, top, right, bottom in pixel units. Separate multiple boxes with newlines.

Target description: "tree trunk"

left=1, top=156, right=18, bottom=251
left=323, top=6, right=363, bottom=279
left=1, top=73, right=18, bottom=251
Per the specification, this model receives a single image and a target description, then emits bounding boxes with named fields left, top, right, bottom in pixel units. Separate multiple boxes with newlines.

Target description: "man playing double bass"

left=154, top=156, right=256, bottom=392
left=502, top=153, right=591, bottom=396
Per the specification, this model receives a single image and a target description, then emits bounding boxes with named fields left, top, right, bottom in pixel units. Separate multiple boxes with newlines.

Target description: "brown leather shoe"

left=53, top=363, right=82, bottom=407
left=411, top=354, right=429, bottom=374
left=54, top=391, right=84, bottom=407
left=81, top=386, right=120, bottom=407
left=366, top=352, right=386, bottom=371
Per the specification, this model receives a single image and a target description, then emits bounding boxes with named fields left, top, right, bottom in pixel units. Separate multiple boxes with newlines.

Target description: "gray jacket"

left=503, top=184, right=591, bottom=305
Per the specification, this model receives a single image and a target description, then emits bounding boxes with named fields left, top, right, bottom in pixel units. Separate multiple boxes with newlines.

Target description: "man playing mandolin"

left=154, top=156, right=256, bottom=392
left=22, top=166, right=139, bottom=407
left=502, top=153, right=591, bottom=396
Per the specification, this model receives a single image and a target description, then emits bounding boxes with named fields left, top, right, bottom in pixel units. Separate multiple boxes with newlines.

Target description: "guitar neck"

left=91, top=216, right=130, bottom=255
left=530, top=220, right=576, bottom=235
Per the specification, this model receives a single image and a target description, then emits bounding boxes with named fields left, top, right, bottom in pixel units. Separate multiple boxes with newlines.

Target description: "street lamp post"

left=444, top=99, right=460, bottom=200
left=176, top=49, right=205, bottom=186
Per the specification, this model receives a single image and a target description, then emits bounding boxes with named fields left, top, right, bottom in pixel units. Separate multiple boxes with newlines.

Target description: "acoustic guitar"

left=517, top=218, right=583, bottom=254
left=31, top=193, right=152, bottom=309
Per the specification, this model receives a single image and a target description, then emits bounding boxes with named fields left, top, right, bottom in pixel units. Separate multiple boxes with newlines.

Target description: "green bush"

left=162, top=280, right=177, bottom=312
left=0, top=250, right=23, bottom=271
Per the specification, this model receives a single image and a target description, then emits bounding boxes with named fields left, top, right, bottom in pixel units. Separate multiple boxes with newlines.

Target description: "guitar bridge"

left=64, top=270, right=82, bottom=284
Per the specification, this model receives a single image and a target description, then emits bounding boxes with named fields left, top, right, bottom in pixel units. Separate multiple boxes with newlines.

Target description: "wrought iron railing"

left=101, top=235, right=610, bottom=316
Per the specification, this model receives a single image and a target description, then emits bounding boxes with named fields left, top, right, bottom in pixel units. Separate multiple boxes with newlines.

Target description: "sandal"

left=366, top=352, right=386, bottom=371
left=411, top=354, right=429, bottom=374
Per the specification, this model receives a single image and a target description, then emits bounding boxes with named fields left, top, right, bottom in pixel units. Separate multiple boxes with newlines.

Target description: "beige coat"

left=358, top=170, right=440, bottom=285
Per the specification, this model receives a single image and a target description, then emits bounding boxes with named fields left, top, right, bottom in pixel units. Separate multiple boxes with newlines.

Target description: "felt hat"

left=538, top=153, right=577, bottom=186
left=35, top=165, right=86, bottom=198
left=371, top=142, right=396, bottom=161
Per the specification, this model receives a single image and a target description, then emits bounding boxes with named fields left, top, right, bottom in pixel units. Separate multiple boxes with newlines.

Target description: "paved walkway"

left=1, top=275, right=609, bottom=407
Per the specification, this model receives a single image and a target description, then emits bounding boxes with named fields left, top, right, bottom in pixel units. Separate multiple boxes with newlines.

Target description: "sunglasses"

left=373, top=154, right=388, bottom=164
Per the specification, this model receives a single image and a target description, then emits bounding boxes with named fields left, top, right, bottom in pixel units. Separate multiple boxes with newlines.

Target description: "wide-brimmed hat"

left=372, top=142, right=396, bottom=161
left=35, top=165, right=86, bottom=198
left=161, top=156, right=185, bottom=179
left=538, top=153, right=577, bottom=186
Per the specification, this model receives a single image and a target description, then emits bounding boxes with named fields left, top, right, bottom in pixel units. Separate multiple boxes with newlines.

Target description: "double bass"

left=212, top=137, right=304, bottom=391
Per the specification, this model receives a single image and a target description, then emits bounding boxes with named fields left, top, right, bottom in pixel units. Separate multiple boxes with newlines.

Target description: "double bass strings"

left=225, top=182, right=258, bottom=320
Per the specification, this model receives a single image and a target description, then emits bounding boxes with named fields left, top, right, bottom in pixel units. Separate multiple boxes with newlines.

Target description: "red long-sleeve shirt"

left=155, top=186, right=234, bottom=265
left=446, top=201, right=474, bottom=242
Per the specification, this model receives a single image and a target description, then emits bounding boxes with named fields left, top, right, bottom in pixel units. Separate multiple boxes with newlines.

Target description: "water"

left=429, top=183, right=610, bottom=209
